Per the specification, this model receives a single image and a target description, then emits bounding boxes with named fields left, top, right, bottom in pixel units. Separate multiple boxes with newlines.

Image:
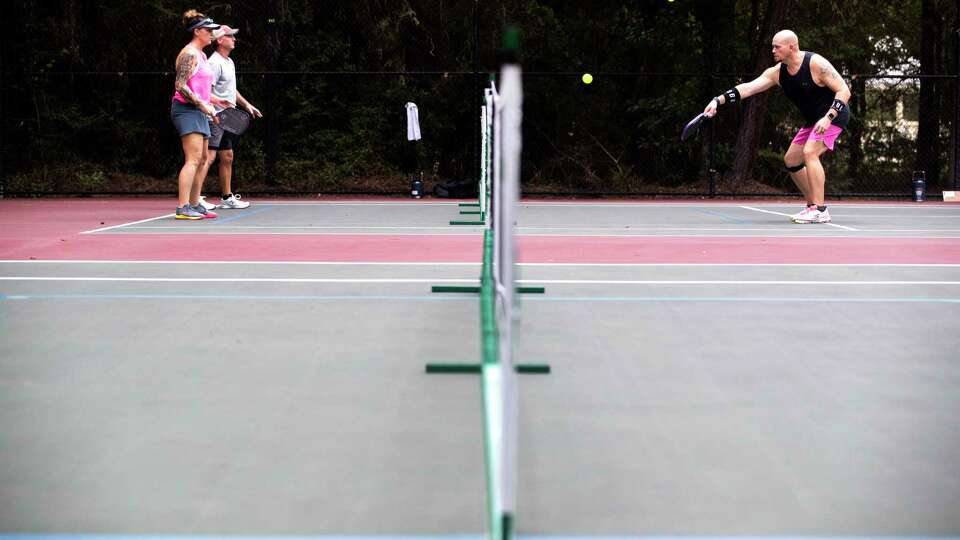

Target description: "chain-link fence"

left=1, top=71, right=957, bottom=198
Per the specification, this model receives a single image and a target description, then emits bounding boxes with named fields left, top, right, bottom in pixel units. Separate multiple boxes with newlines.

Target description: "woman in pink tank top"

left=170, top=10, right=230, bottom=220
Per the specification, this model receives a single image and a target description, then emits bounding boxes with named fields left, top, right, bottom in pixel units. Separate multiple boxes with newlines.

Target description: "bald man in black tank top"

left=703, top=30, right=852, bottom=224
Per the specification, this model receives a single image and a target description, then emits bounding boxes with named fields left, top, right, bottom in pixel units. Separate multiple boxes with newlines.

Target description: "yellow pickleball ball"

left=582, top=73, right=593, bottom=84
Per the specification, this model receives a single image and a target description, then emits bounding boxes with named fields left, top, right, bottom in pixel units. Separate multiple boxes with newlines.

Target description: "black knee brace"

left=785, top=163, right=805, bottom=173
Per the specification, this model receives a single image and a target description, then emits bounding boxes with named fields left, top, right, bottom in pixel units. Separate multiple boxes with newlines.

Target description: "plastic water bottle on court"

left=411, top=175, right=424, bottom=199
left=913, top=170, right=926, bottom=202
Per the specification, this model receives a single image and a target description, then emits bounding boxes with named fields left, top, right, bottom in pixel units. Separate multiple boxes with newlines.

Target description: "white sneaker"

left=198, top=196, right=217, bottom=210
left=794, top=207, right=832, bottom=224
left=790, top=205, right=815, bottom=221
left=218, top=193, right=250, bottom=209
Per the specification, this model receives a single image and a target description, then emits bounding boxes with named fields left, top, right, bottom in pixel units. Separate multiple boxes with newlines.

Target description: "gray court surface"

left=89, top=201, right=960, bottom=237
left=2, top=201, right=960, bottom=536
left=2, top=262, right=959, bottom=535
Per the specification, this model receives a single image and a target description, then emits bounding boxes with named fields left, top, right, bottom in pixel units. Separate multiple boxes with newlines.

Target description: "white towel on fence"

left=406, top=102, right=422, bottom=141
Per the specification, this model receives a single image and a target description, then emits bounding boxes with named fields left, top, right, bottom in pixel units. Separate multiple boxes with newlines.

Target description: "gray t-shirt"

left=207, top=51, right=236, bottom=113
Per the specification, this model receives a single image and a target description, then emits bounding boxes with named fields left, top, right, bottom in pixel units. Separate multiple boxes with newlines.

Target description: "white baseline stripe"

left=0, top=277, right=476, bottom=283
left=124, top=225, right=482, bottom=231
left=518, top=279, right=960, bottom=285
left=97, top=227, right=960, bottom=238
left=849, top=215, right=960, bottom=219
left=121, top=225, right=886, bottom=232
left=236, top=201, right=461, bottom=206
left=2, top=277, right=959, bottom=285
left=2, top=260, right=958, bottom=267
left=94, top=231, right=960, bottom=239
left=0, top=534, right=955, bottom=540
left=80, top=214, right=175, bottom=234
left=256, top=199, right=960, bottom=208
left=0, top=260, right=480, bottom=266
left=739, top=205, right=859, bottom=231
left=518, top=202, right=960, bottom=209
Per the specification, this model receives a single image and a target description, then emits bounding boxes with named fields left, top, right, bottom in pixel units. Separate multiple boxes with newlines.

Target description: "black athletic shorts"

left=208, top=120, right=241, bottom=151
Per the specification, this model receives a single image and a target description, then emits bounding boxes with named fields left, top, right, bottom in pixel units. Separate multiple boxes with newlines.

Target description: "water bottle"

left=410, top=177, right=423, bottom=199
left=912, top=170, right=926, bottom=202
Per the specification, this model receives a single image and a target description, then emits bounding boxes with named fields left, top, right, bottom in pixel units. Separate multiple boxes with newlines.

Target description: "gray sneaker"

left=219, top=193, right=250, bottom=209
left=175, top=205, right=203, bottom=220
left=190, top=204, right=217, bottom=219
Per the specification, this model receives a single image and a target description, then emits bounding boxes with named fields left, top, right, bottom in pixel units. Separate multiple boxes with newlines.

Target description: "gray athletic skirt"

left=170, top=100, right=210, bottom=138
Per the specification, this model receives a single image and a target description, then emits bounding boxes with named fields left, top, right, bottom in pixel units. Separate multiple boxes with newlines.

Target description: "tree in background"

left=916, top=0, right=945, bottom=188
left=728, top=0, right=793, bottom=186
left=0, top=0, right=955, bottom=195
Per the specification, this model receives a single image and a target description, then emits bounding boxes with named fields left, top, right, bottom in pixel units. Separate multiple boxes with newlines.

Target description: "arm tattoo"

left=174, top=51, right=199, bottom=104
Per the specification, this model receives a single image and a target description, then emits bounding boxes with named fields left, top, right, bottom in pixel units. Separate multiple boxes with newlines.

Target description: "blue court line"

left=210, top=204, right=274, bottom=225
left=693, top=208, right=754, bottom=225
left=1, top=293, right=959, bottom=304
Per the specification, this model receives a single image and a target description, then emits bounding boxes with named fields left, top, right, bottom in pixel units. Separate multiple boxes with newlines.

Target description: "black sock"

left=807, top=202, right=816, bottom=207
left=222, top=193, right=232, bottom=200
left=817, top=205, right=827, bottom=212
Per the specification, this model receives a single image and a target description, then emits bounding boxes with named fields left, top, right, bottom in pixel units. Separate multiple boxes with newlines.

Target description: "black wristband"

left=723, top=87, right=741, bottom=104
left=831, top=98, right=845, bottom=116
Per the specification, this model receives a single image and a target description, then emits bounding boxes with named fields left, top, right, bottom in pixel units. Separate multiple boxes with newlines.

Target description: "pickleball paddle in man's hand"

left=216, top=107, right=252, bottom=135
left=680, top=112, right=707, bottom=142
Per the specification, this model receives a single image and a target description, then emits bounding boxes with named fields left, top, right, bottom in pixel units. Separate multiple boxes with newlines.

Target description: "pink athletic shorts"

left=792, top=124, right=844, bottom=150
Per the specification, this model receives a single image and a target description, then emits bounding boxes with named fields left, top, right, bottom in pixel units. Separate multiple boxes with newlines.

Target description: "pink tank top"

left=172, top=48, right=214, bottom=105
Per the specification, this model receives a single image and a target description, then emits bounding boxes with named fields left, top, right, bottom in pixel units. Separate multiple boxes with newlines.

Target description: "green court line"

left=450, top=220, right=486, bottom=226
left=516, top=286, right=545, bottom=294
left=432, top=286, right=542, bottom=294
left=425, top=363, right=550, bottom=374
left=432, top=285, right=482, bottom=293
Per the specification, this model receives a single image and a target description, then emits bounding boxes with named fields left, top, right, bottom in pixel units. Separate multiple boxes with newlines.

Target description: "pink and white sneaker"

left=789, top=205, right=815, bottom=222
left=793, top=207, right=831, bottom=224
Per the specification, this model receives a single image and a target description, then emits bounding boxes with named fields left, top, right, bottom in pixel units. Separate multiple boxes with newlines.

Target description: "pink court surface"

left=1, top=197, right=959, bottom=263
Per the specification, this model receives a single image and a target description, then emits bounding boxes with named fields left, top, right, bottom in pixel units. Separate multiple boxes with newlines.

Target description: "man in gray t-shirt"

left=197, top=25, right=262, bottom=210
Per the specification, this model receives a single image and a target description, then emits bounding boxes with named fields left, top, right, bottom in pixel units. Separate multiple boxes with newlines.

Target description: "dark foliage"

left=1, top=0, right=956, bottom=196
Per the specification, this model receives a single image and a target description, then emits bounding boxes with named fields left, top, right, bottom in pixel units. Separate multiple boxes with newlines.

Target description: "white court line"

left=120, top=225, right=875, bottom=232
left=115, top=224, right=960, bottom=233
left=2, top=277, right=959, bottom=285
left=237, top=201, right=461, bottom=206
left=3, top=260, right=959, bottom=267
left=177, top=200, right=960, bottom=209
left=92, top=229, right=960, bottom=239
left=122, top=225, right=481, bottom=230
left=80, top=213, right=174, bottom=234
left=0, top=260, right=480, bottom=265
left=739, top=205, right=859, bottom=231
left=0, top=534, right=956, bottom=540
left=846, top=215, right=960, bottom=218
left=0, top=277, right=477, bottom=283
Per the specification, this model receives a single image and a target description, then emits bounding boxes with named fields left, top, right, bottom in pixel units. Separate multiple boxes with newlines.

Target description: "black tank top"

left=779, top=51, right=849, bottom=128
